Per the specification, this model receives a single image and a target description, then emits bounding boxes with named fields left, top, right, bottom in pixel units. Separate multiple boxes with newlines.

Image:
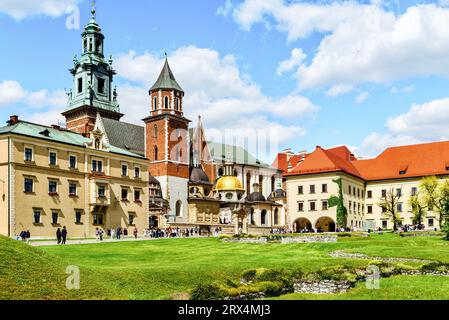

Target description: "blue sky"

left=1, top=0, right=449, bottom=163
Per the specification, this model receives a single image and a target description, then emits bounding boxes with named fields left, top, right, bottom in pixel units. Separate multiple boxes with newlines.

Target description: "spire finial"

left=164, top=52, right=168, bottom=59
left=91, top=0, right=96, bottom=19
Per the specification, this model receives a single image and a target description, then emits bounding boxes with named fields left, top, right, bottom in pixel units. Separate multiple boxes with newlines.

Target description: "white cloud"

left=358, top=97, right=449, bottom=157
left=27, top=89, right=67, bottom=109
left=0, top=0, right=80, bottom=20
left=0, top=80, right=27, bottom=106
left=115, top=46, right=319, bottom=148
left=224, top=1, right=449, bottom=90
left=276, top=48, right=306, bottom=76
left=390, top=85, right=415, bottom=94
left=326, top=85, right=353, bottom=97
left=356, top=92, right=369, bottom=104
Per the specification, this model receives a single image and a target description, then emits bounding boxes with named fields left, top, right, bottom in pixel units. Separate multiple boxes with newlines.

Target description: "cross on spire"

left=91, top=0, right=96, bottom=18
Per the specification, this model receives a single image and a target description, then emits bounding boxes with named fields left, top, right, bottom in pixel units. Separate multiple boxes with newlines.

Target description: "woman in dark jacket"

left=61, top=227, right=68, bottom=245
left=56, top=228, right=62, bottom=245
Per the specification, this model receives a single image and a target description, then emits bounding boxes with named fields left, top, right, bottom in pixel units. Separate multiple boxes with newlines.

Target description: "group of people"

left=401, top=224, right=426, bottom=232
left=18, top=230, right=31, bottom=242
left=56, top=227, right=68, bottom=245
left=143, top=226, right=221, bottom=238
left=270, top=228, right=293, bottom=234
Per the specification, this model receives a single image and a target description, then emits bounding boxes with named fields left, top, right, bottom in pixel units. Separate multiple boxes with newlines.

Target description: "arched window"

left=176, top=200, right=182, bottom=217
left=250, top=208, right=255, bottom=225
left=95, top=138, right=100, bottom=150
left=271, top=176, right=276, bottom=193
left=154, top=146, right=158, bottom=161
left=153, top=125, right=158, bottom=138
left=175, top=98, right=179, bottom=111
left=164, top=96, right=169, bottom=109
left=153, top=97, right=157, bottom=110
left=261, top=210, right=267, bottom=225
left=273, top=208, right=279, bottom=225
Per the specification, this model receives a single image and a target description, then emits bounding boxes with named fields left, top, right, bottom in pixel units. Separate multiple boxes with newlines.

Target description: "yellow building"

left=0, top=116, right=149, bottom=238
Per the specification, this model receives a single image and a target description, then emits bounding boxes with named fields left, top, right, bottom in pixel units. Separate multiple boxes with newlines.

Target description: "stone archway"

left=315, top=216, right=336, bottom=232
left=294, top=218, right=312, bottom=232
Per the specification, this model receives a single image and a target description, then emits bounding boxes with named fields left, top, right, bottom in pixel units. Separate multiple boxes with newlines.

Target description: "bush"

left=241, top=269, right=257, bottom=282
left=337, top=233, right=352, bottom=238
left=442, top=221, right=449, bottom=241
left=255, top=268, right=284, bottom=282
left=190, top=283, right=226, bottom=300
left=261, top=281, right=284, bottom=297
left=421, top=262, right=449, bottom=273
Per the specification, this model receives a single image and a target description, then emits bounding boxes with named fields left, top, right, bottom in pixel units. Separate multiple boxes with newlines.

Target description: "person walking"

left=133, top=228, right=138, bottom=239
left=95, top=228, right=100, bottom=241
left=110, top=228, right=115, bottom=240
left=25, top=230, right=31, bottom=243
left=56, top=228, right=62, bottom=245
left=61, top=226, right=67, bottom=245
left=116, top=227, right=121, bottom=240
left=99, top=229, right=104, bottom=241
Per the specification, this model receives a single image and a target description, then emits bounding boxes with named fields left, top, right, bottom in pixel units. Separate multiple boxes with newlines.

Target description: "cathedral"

left=0, top=5, right=288, bottom=238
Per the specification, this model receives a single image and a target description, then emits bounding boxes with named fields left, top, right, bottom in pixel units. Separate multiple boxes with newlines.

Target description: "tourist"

left=111, top=228, right=115, bottom=240
left=99, top=229, right=104, bottom=241
left=116, top=227, right=121, bottom=240
left=56, top=228, right=62, bottom=245
left=20, top=230, right=26, bottom=241
left=25, top=230, right=31, bottom=243
left=95, top=228, right=100, bottom=241
left=61, top=227, right=67, bottom=245
left=133, top=228, right=138, bottom=239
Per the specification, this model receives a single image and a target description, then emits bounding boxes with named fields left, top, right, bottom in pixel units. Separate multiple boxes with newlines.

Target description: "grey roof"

left=190, top=167, right=212, bottom=185
left=101, top=117, right=145, bottom=156
left=246, top=192, right=266, bottom=202
left=268, top=189, right=286, bottom=200
left=207, top=141, right=273, bottom=169
left=150, top=59, right=184, bottom=92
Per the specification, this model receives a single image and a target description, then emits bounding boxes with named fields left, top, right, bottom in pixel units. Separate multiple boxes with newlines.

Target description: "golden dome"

left=214, top=176, right=244, bottom=191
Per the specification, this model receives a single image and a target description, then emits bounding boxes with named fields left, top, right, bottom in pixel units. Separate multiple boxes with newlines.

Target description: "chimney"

left=51, top=125, right=61, bottom=130
left=7, top=115, right=19, bottom=125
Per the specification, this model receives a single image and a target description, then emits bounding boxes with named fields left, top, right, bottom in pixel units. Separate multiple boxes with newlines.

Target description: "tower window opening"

left=154, top=146, right=158, bottom=161
left=89, top=39, right=93, bottom=51
left=98, top=78, right=105, bottom=94
left=153, top=125, right=158, bottom=138
left=164, top=96, right=169, bottom=109
left=175, top=98, right=179, bottom=111
left=77, top=78, right=83, bottom=93
left=153, top=97, right=157, bottom=110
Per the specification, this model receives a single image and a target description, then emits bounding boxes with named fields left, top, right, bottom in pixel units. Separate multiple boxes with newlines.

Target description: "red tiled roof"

left=271, top=152, right=307, bottom=172
left=284, top=141, right=449, bottom=181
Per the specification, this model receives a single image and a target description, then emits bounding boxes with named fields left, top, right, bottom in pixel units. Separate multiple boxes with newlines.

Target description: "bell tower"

left=62, top=1, right=123, bottom=134
left=144, top=58, right=190, bottom=222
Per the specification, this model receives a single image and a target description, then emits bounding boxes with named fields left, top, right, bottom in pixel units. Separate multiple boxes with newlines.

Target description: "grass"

left=1, top=233, right=449, bottom=300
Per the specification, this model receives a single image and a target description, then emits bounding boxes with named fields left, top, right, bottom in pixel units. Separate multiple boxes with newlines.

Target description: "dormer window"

left=39, top=129, right=50, bottom=137
left=399, top=165, right=408, bottom=175
left=95, top=138, right=100, bottom=150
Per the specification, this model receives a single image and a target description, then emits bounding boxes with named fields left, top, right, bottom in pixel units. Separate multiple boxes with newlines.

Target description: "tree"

left=420, top=177, right=449, bottom=227
left=442, top=220, right=449, bottom=241
left=409, top=192, right=427, bottom=225
left=328, top=178, right=347, bottom=229
left=378, top=187, right=402, bottom=231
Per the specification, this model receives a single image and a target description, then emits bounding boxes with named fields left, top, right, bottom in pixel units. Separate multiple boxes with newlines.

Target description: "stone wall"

left=281, top=235, right=337, bottom=244
left=222, top=237, right=268, bottom=244
left=293, top=280, right=352, bottom=294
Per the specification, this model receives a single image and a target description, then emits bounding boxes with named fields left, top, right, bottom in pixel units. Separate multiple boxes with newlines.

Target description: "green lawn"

left=2, top=233, right=449, bottom=300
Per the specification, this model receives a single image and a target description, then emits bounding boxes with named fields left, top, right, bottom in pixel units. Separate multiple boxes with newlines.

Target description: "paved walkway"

left=29, top=235, right=212, bottom=247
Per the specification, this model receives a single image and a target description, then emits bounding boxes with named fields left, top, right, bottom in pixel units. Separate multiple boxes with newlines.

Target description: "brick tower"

left=62, top=3, right=123, bottom=134
left=144, top=58, right=191, bottom=222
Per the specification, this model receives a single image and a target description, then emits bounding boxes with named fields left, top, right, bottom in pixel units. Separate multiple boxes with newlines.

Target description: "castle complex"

left=0, top=6, right=447, bottom=239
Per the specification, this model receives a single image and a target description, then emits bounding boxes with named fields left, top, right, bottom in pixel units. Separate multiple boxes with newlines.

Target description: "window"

left=121, top=188, right=129, bottom=201
left=428, top=219, right=434, bottom=227
left=261, top=210, right=267, bottom=225
left=164, top=96, right=169, bottom=109
left=176, top=200, right=182, bottom=217
left=95, top=138, right=100, bottom=150
left=24, top=178, right=34, bottom=193
left=69, top=182, right=77, bottom=196
left=367, top=205, right=373, bottom=214
left=348, top=186, right=351, bottom=194
left=49, top=151, right=57, bottom=165
left=357, top=189, right=360, bottom=198
left=51, top=212, right=59, bottom=225
left=309, top=185, right=315, bottom=194
left=411, top=187, right=418, bottom=196
left=134, top=190, right=141, bottom=202
left=310, top=201, right=316, bottom=211
left=69, top=155, right=77, bottom=169
left=75, top=211, right=83, bottom=224
left=78, top=78, right=83, bottom=93
left=33, top=210, right=41, bottom=224
left=154, top=146, right=158, bottom=161
left=135, top=167, right=141, bottom=178
left=382, top=220, right=388, bottom=229
left=396, top=188, right=402, bottom=197
left=322, top=201, right=328, bottom=211
left=49, top=181, right=58, bottom=195
left=92, top=160, right=103, bottom=173
left=153, top=125, right=158, bottom=138
left=175, top=97, right=179, bottom=111
left=397, top=203, right=403, bottom=212
left=367, top=190, right=372, bottom=199
left=98, top=185, right=106, bottom=198
left=153, top=97, right=157, bottom=110
left=349, top=201, right=352, bottom=212
left=298, top=202, right=304, bottom=212
left=97, top=78, right=105, bottom=94
left=93, top=213, right=104, bottom=225
left=121, top=164, right=128, bottom=177
left=24, top=148, right=33, bottom=161
left=382, top=205, right=387, bottom=213
left=129, top=213, right=135, bottom=226
left=381, top=189, right=387, bottom=198
left=322, top=184, right=328, bottom=193
left=298, top=186, right=303, bottom=194
left=273, top=209, right=279, bottom=225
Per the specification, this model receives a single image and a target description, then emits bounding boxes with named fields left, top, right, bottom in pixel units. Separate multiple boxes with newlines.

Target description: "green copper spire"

left=65, top=2, right=120, bottom=115
left=150, top=58, right=184, bottom=93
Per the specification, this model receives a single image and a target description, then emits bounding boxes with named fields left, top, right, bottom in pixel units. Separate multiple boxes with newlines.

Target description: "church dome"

left=214, top=176, right=244, bottom=191
left=246, top=191, right=266, bottom=202
left=190, top=167, right=211, bottom=185
left=268, top=189, right=286, bottom=200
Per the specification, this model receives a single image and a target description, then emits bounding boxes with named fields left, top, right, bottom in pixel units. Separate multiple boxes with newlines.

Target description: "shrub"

left=190, top=283, right=226, bottom=300
left=337, top=233, right=352, bottom=238
left=261, top=281, right=284, bottom=297
left=241, top=269, right=257, bottom=282
left=442, top=221, right=449, bottom=241
left=421, top=262, right=449, bottom=273
left=255, top=268, right=284, bottom=282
